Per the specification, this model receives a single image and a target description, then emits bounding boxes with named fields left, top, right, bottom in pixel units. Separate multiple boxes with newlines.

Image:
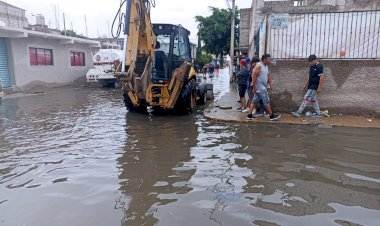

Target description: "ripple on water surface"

left=1, top=85, right=380, bottom=226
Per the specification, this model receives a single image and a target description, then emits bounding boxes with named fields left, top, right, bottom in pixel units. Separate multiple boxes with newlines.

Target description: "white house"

left=0, top=25, right=100, bottom=92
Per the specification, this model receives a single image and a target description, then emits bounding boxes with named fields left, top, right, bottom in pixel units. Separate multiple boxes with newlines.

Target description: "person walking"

left=232, top=60, right=238, bottom=82
left=208, top=63, right=215, bottom=78
left=202, top=65, right=208, bottom=79
left=245, top=57, right=251, bottom=71
left=242, top=57, right=260, bottom=113
left=236, top=59, right=250, bottom=111
left=245, top=56, right=266, bottom=116
left=292, top=55, right=325, bottom=117
left=246, top=54, right=281, bottom=121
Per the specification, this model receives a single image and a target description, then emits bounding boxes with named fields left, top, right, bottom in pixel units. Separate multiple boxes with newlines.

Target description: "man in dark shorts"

left=246, top=54, right=281, bottom=121
left=292, top=55, right=325, bottom=117
left=243, top=57, right=260, bottom=113
left=236, top=59, right=250, bottom=111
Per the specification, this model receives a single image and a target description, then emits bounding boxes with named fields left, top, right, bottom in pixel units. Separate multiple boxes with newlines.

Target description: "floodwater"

left=1, top=74, right=380, bottom=226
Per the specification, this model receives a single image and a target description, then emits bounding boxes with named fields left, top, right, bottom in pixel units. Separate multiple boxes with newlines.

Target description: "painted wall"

left=239, top=8, right=251, bottom=51
left=269, top=60, right=380, bottom=116
left=8, top=36, right=98, bottom=91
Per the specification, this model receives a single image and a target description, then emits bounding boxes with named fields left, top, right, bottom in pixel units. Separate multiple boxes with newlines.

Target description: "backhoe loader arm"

left=118, top=0, right=156, bottom=106
left=125, top=0, right=156, bottom=67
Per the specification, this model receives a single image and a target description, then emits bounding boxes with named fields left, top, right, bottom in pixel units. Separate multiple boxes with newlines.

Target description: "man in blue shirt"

left=292, top=55, right=325, bottom=117
left=243, top=57, right=260, bottom=113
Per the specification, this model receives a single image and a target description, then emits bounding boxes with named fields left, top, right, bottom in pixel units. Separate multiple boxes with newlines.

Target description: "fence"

left=260, top=11, right=380, bottom=59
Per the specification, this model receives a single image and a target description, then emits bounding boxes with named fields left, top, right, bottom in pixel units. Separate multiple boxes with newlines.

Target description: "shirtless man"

left=246, top=54, right=281, bottom=121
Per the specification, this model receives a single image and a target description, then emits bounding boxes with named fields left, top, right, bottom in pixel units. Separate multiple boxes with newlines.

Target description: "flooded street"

left=1, top=73, right=380, bottom=226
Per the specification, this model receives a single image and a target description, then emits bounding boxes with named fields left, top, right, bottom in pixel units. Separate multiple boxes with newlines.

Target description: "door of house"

left=0, top=38, right=10, bottom=87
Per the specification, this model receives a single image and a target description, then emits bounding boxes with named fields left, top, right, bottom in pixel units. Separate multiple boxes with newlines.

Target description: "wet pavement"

left=205, top=71, right=380, bottom=129
left=1, top=71, right=380, bottom=226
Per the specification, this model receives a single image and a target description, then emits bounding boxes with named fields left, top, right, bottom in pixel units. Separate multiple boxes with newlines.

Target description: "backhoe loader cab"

left=152, top=24, right=192, bottom=84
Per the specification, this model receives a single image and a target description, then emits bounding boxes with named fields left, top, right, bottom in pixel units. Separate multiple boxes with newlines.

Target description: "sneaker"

left=254, top=112, right=265, bottom=117
left=312, top=112, right=323, bottom=118
left=246, top=114, right=257, bottom=120
left=242, top=108, right=249, bottom=113
left=269, top=114, right=281, bottom=121
left=292, top=111, right=301, bottom=117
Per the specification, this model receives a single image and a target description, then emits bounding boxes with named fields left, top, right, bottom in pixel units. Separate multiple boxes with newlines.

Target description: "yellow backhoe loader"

left=112, top=0, right=208, bottom=114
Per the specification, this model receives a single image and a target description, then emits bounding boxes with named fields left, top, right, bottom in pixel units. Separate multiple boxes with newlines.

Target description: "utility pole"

left=107, top=20, right=111, bottom=38
left=229, top=0, right=236, bottom=82
left=63, top=13, right=67, bottom=36
left=84, top=15, right=88, bottom=37
left=52, top=4, right=60, bottom=30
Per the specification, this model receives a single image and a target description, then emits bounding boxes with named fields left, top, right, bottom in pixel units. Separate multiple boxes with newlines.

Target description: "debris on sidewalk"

left=322, top=110, right=330, bottom=117
left=220, top=105, right=233, bottom=110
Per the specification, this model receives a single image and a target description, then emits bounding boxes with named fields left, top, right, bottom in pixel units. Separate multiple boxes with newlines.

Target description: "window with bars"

left=29, top=47, right=53, bottom=66
left=70, top=51, right=85, bottom=66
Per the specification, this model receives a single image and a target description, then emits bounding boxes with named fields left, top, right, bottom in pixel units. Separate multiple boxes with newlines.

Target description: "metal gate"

left=0, top=38, right=10, bottom=87
left=263, top=11, right=380, bottom=59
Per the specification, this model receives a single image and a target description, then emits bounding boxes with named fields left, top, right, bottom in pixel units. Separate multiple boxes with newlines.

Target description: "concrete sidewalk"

left=204, top=84, right=380, bottom=129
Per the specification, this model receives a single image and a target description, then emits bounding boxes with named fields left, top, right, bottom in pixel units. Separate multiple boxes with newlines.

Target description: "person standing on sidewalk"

left=246, top=54, right=281, bottom=121
left=292, top=55, right=325, bottom=117
left=236, top=59, right=250, bottom=111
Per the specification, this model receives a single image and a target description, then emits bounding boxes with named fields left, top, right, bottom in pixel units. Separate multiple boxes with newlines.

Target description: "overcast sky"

left=7, top=0, right=252, bottom=42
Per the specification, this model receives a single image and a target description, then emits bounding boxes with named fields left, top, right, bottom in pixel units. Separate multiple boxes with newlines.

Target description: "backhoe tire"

left=197, top=83, right=207, bottom=105
left=123, top=93, right=147, bottom=113
left=175, top=78, right=197, bottom=114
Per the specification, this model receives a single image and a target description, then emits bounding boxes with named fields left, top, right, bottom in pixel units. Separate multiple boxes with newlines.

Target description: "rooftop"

left=0, top=1, right=25, bottom=11
left=0, top=25, right=100, bottom=48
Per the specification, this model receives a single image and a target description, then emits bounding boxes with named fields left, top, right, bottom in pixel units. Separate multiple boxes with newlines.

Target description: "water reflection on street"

left=1, top=72, right=380, bottom=226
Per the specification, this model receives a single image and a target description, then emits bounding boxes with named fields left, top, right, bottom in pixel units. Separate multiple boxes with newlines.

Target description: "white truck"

left=86, top=49, right=123, bottom=87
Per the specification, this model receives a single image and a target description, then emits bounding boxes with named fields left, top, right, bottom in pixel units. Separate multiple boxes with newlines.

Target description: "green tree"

left=195, top=53, right=213, bottom=69
left=62, top=30, right=88, bottom=39
left=195, top=7, right=239, bottom=65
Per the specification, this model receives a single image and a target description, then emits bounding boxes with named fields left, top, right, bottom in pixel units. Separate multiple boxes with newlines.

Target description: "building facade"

left=236, top=0, right=380, bottom=116
left=239, top=8, right=251, bottom=55
left=92, top=37, right=124, bottom=49
left=0, top=26, right=100, bottom=92
left=0, top=1, right=28, bottom=29
left=241, top=0, right=380, bottom=56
